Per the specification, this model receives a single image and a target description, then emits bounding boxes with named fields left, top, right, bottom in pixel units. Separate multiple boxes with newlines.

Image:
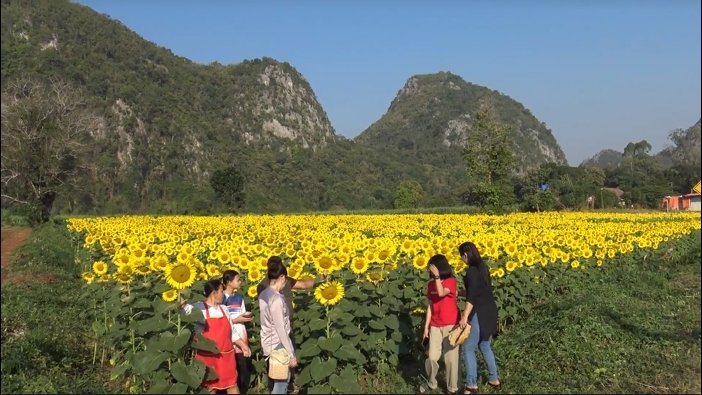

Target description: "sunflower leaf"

left=341, top=324, right=361, bottom=336
left=171, top=360, right=204, bottom=388
left=145, top=380, right=171, bottom=394
left=190, top=333, right=220, bottom=354
left=382, top=316, right=400, bottom=330
left=368, top=319, right=385, bottom=330
left=318, top=336, right=342, bottom=352
left=296, top=365, right=312, bottom=386
left=180, top=308, right=205, bottom=323
left=308, top=318, right=326, bottom=331
left=133, top=297, right=152, bottom=309
left=311, top=357, right=336, bottom=381
left=297, top=340, right=321, bottom=359
left=152, top=282, right=171, bottom=293
left=110, top=362, right=129, bottom=380
left=132, top=350, right=169, bottom=375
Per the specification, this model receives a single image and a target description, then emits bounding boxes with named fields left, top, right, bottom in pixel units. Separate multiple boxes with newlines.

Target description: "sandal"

left=463, top=387, right=479, bottom=394
left=487, top=381, right=501, bottom=389
left=419, top=384, right=429, bottom=394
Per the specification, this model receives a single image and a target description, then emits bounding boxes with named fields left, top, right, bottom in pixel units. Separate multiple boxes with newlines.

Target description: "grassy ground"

left=0, top=222, right=116, bottom=394
left=493, top=250, right=701, bottom=394
left=2, top=222, right=700, bottom=394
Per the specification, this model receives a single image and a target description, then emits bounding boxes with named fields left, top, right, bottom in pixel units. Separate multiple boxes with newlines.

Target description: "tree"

left=1, top=78, right=99, bottom=224
left=393, top=179, right=424, bottom=209
left=210, top=166, right=245, bottom=212
left=462, top=106, right=515, bottom=208
left=666, top=123, right=701, bottom=193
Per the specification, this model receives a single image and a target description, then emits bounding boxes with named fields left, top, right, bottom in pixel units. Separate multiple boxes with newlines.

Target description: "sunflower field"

left=67, top=211, right=701, bottom=393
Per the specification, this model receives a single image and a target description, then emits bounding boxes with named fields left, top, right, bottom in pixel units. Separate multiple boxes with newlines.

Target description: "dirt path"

left=1, top=227, right=33, bottom=285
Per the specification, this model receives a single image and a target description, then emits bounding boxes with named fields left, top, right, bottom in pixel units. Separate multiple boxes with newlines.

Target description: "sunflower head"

left=164, top=261, right=197, bottom=290
left=411, top=307, right=426, bottom=315
left=314, top=281, right=345, bottom=306
left=206, top=263, right=222, bottom=278
left=315, top=255, right=335, bottom=274
left=92, top=260, right=108, bottom=276
left=366, top=272, right=384, bottom=284
left=350, top=257, right=369, bottom=275
left=412, top=255, right=428, bottom=271
left=161, top=289, right=179, bottom=302
left=82, top=271, right=95, bottom=284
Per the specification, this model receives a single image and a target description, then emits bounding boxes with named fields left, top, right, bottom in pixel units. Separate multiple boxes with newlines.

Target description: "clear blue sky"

left=76, top=0, right=700, bottom=165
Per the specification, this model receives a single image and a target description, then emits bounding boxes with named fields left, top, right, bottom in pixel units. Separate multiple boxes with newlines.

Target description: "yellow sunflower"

left=97, top=274, right=111, bottom=283
left=164, top=261, right=197, bottom=290
left=315, top=255, right=335, bottom=274
left=505, top=261, right=518, bottom=272
left=248, top=268, right=263, bottom=283
left=217, top=251, right=231, bottom=265
left=161, top=289, right=179, bottom=303
left=114, top=271, right=132, bottom=285
left=287, top=266, right=300, bottom=279
left=314, top=281, right=345, bottom=306
left=297, top=272, right=315, bottom=281
left=134, top=265, right=151, bottom=276
left=350, top=257, right=369, bottom=274
left=150, top=254, right=170, bottom=272
left=92, top=260, right=108, bottom=276
left=82, top=271, right=95, bottom=284
left=411, top=307, right=426, bottom=315
left=412, top=255, right=428, bottom=271
left=366, top=271, right=384, bottom=284
left=206, top=263, right=222, bottom=278
left=247, top=285, right=258, bottom=298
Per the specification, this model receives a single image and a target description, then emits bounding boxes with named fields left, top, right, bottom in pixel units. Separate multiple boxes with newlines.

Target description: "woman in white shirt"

left=222, top=270, right=253, bottom=394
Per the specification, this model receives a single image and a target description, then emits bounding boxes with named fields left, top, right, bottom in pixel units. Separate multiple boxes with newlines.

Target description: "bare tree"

left=1, top=78, right=100, bottom=223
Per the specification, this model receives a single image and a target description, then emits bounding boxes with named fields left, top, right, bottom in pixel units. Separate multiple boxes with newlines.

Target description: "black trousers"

left=235, top=353, right=252, bottom=394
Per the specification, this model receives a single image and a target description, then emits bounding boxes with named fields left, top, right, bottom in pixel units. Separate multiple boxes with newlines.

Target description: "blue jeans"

left=271, top=369, right=290, bottom=394
left=462, top=312, right=498, bottom=387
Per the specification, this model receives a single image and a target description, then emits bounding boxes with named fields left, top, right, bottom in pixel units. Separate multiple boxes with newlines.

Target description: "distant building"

left=662, top=193, right=701, bottom=212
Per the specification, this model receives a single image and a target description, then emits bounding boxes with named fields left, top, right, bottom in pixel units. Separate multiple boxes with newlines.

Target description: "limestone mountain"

left=355, top=72, right=567, bottom=173
left=1, top=0, right=338, bottom=212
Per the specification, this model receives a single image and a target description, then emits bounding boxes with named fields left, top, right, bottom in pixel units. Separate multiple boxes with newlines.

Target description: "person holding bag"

left=258, top=259, right=298, bottom=394
left=458, top=242, right=501, bottom=394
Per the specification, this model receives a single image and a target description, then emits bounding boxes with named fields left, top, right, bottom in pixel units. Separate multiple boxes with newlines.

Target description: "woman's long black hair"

left=458, top=241, right=491, bottom=287
left=428, top=254, right=454, bottom=279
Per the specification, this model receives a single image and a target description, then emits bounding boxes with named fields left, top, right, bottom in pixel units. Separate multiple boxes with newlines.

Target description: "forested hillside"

left=1, top=0, right=698, bottom=219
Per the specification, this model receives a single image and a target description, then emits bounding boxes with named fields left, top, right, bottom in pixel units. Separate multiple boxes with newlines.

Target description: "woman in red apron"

left=191, top=278, right=239, bottom=394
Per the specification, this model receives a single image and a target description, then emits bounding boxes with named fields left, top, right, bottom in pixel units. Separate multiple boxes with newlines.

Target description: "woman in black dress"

left=458, top=242, right=501, bottom=394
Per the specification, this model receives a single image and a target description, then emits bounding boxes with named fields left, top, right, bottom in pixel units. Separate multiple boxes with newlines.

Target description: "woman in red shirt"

left=420, top=254, right=460, bottom=394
